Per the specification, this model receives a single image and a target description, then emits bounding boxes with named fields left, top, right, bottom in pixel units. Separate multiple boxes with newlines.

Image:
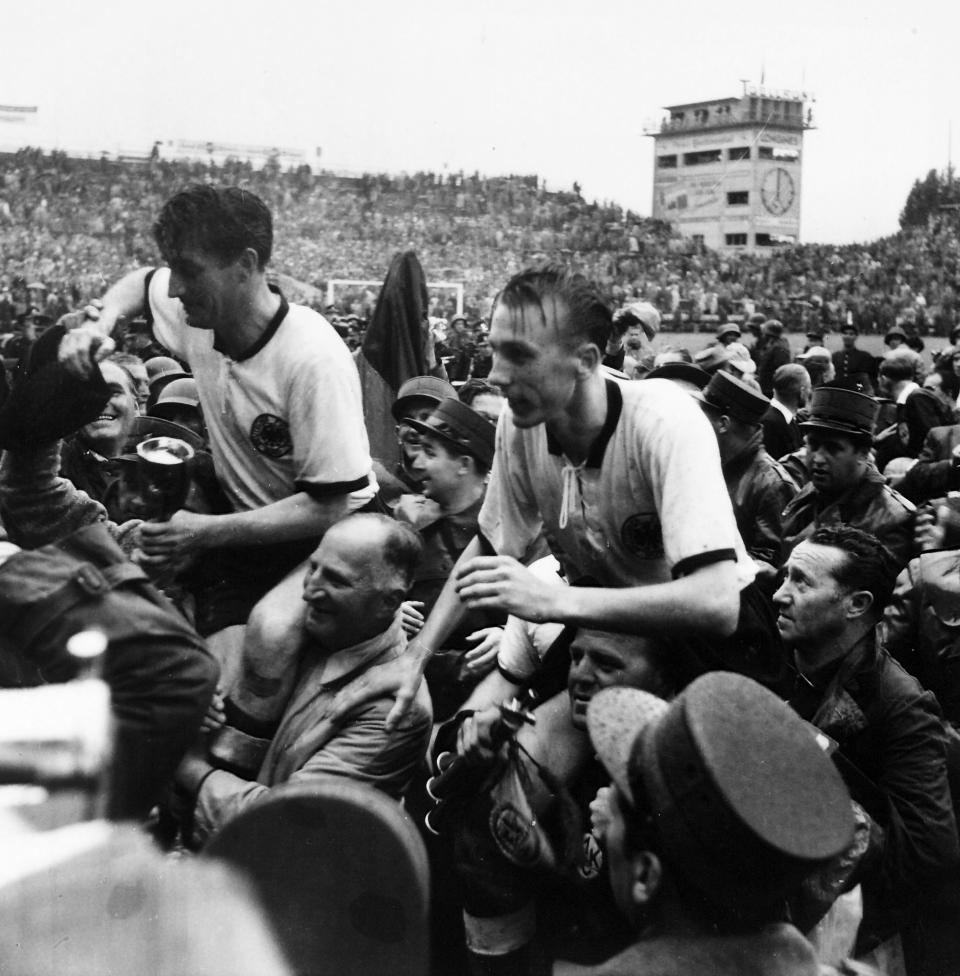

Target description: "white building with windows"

left=646, top=86, right=814, bottom=251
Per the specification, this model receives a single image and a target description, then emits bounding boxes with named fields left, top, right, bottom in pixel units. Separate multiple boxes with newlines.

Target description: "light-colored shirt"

left=479, top=377, right=755, bottom=590
left=148, top=268, right=375, bottom=513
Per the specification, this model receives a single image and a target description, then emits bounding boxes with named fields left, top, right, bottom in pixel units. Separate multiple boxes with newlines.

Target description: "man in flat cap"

left=386, top=374, right=457, bottom=498
left=695, top=371, right=797, bottom=584
left=781, top=386, right=915, bottom=566
left=775, top=525, right=960, bottom=972
left=567, top=672, right=856, bottom=975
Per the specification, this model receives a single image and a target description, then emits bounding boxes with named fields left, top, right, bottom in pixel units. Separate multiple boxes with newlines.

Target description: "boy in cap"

left=695, top=372, right=797, bottom=583
left=390, top=375, right=457, bottom=493
left=572, top=672, right=856, bottom=976
left=399, top=397, right=505, bottom=716
left=781, top=386, right=915, bottom=566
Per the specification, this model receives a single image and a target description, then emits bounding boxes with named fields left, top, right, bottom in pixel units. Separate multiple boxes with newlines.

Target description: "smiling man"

left=453, top=627, right=680, bottom=974
left=781, top=386, right=915, bottom=566
left=174, top=513, right=431, bottom=848
left=58, top=357, right=140, bottom=522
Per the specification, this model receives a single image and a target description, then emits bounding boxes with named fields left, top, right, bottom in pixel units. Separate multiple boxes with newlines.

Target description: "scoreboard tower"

left=646, top=84, right=814, bottom=251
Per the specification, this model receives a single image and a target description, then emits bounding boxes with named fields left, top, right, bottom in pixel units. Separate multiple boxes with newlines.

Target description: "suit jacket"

left=897, top=423, right=960, bottom=504
left=761, top=403, right=801, bottom=462
left=194, top=618, right=431, bottom=845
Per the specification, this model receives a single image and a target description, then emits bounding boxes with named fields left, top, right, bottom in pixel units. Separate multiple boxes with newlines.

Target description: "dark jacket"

left=756, top=336, right=791, bottom=398
left=788, top=637, right=960, bottom=953
left=761, top=403, right=802, bottom=463
left=897, top=423, right=960, bottom=504
left=781, top=465, right=915, bottom=567
left=882, top=550, right=960, bottom=727
left=898, top=387, right=949, bottom=458
left=832, top=346, right=878, bottom=392
left=723, top=432, right=798, bottom=571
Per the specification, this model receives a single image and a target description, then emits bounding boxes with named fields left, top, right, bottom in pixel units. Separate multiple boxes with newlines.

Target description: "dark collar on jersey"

left=213, top=284, right=288, bottom=362
left=546, top=378, right=623, bottom=468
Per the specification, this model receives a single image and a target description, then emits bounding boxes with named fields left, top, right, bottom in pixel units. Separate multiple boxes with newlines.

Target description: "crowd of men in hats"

left=1, top=183, right=960, bottom=976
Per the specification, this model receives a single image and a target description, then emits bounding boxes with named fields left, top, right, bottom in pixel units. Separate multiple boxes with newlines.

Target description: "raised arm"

left=58, top=268, right=153, bottom=377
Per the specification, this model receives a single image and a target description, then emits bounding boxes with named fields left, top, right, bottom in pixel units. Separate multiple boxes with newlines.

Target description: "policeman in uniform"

left=781, top=387, right=915, bottom=566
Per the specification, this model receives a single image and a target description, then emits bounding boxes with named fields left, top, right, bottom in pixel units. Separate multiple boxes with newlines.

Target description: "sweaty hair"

left=808, top=524, right=899, bottom=614
left=493, top=264, right=613, bottom=351
left=153, top=185, right=273, bottom=269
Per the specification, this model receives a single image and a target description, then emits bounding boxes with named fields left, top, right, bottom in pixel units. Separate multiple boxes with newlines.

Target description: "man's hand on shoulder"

left=328, top=637, right=432, bottom=732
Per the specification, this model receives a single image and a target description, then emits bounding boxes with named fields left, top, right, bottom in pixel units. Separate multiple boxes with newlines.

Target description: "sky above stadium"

left=2, top=0, right=957, bottom=245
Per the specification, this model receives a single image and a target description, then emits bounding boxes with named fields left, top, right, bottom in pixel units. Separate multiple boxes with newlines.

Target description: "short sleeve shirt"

left=147, top=268, right=374, bottom=513
left=478, top=378, right=755, bottom=590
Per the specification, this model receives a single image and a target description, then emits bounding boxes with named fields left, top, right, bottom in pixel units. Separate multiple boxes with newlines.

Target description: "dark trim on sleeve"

left=476, top=530, right=497, bottom=556
left=497, top=663, right=528, bottom=684
left=672, top=548, right=737, bottom=579
left=295, top=475, right=372, bottom=499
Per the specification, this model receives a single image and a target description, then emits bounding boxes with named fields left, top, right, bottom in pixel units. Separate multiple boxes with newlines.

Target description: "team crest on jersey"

left=578, top=831, right=604, bottom=880
left=250, top=413, right=292, bottom=458
left=620, top=513, right=663, bottom=558
left=490, top=802, right=541, bottom=866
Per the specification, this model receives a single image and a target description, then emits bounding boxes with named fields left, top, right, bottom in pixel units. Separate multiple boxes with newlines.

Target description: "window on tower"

left=728, top=147, right=751, bottom=161
left=683, top=149, right=722, bottom=166
left=657, top=155, right=678, bottom=169
left=725, top=233, right=748, bottom=246
left=727, top=191, right=749, bottom=206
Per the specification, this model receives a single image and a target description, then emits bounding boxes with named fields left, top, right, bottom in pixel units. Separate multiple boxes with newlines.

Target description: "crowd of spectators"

left=2, top=146, right=959, bottom=337
left=3, top=163, right=960, bottom=976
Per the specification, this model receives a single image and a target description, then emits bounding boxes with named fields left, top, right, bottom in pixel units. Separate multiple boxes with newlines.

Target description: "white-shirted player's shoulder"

left=619, top=376, right=707, bottom=425
left=281, top=303, right=356, bottom=360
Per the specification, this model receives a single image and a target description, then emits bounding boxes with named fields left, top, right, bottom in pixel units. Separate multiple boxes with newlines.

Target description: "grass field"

left=652, top=331, right=947, bottom=363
